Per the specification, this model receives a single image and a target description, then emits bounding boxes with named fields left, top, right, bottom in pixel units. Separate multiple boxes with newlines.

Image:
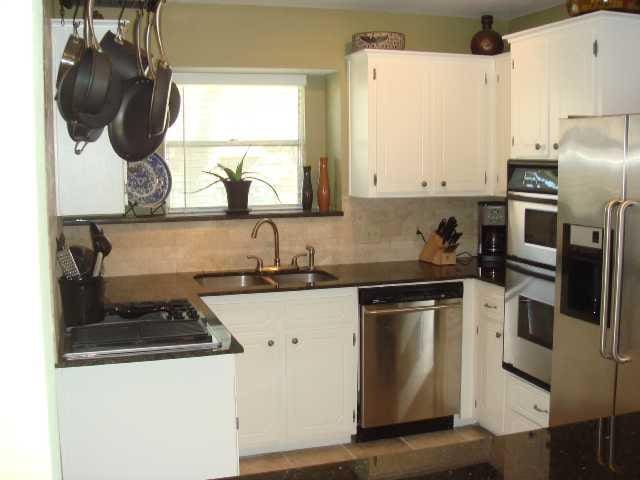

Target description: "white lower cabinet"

left=56, top=355, right=239, bottom=480
left=504, top=373, right=550, bottom=434
left=474, top=282, right=506, bottom=435
left=203, top=288, right=358, bottom=455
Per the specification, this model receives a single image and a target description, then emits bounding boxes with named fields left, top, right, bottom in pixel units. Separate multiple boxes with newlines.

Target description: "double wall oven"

left=504, top=160, right=558, bottom=390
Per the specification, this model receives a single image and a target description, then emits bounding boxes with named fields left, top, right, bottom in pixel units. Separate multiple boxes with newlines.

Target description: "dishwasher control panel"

left=359, top=281, right=464, bottom=305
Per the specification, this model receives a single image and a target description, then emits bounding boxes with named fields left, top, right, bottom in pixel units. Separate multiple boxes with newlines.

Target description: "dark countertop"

left=57, top=258, right=504, bottom=368
left=218, top=411, right=640, bottom=480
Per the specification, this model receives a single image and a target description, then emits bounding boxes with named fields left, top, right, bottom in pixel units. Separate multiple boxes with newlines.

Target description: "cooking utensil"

left=108, top=9, right=165, bottom=162
left=448, top=231, right=463, bottom=246
left=57, top=248, right=82, bottom=280
left=99, top=3, right=150, bottom=81
left=67, top=121, right=104, bottom=154
left=73, top=0, right=113, bottom=115
left=56, top=4, right=85, bottom=89
left=70, top=245, right=96, bottom=278
left=148, top=0, right=172, bottom=137
left=436, top=218, right=446, bottom=237
left=57, top=3, right=123, bottom=129
left=89, top=223, right=112, bottom=277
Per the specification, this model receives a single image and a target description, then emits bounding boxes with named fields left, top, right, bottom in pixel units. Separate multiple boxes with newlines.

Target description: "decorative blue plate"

left=126, top=153, right=172, bottom=208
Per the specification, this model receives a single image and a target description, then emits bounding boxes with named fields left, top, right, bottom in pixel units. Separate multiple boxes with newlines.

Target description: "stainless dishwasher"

left=358, top=282, right=463, bottom=440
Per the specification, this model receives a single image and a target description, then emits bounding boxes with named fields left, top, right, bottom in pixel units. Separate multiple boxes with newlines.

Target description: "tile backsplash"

left=63, top=197, right=480, bottom=277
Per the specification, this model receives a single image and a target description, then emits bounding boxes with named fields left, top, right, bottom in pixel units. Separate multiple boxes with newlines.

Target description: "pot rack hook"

left=72, top=1, right=81, bottom=33
left=116, top=0, right=127, bottom=39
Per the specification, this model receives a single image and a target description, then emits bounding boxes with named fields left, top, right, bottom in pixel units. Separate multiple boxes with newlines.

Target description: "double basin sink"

left=194, top=270, right=338, bottom=291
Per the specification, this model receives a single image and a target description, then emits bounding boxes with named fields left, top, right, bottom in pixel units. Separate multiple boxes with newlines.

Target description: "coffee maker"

left=478, top=201, right=506, bottom=264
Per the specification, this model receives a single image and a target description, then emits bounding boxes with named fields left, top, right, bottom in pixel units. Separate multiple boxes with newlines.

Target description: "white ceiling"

left=176, top=0, right=563, bottom=20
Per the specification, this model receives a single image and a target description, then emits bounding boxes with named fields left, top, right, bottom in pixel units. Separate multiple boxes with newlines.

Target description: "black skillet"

left=108, top=9, right=165, bottom=162
left=72, top=0, right=113, bottom=115
left=67, top=121, right=104, bottom=154
left=148, top=0, right=172, bottom=137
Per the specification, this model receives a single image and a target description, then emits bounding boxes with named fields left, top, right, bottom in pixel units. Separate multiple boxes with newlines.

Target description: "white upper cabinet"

left=510, top=37, right=550, bottom=158
left=374, top=55, right=429, bottom=194
left=429, top=57, right=490, bottom=195
left=51, top=20, right=126, bottom=217
left=506, top=11, right=640, bottom=160
left=348, top=50, right=493, bottom=198
left=493, top=53, right=511, bottom=196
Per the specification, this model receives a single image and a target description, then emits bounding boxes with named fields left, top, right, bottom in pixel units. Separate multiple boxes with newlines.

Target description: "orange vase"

left=317, top=157, right=330, bottom=213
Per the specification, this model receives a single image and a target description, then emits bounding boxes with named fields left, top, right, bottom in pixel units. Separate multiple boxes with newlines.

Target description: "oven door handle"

left=363, top=303, right=462, bottom=316
left=600, top=199, right=620, bottom=360
left=611, top=200, right=637, bottom=364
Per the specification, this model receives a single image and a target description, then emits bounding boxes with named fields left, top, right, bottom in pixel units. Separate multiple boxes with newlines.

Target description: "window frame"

left=164, top=70, right=307, bottom=213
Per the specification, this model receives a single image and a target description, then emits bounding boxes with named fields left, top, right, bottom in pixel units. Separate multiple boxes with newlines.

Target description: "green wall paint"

left=509, top=4, right=568, bottom=33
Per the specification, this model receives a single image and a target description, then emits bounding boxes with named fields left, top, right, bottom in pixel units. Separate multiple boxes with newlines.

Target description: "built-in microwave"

left=507, top=160, right=558, bottom=269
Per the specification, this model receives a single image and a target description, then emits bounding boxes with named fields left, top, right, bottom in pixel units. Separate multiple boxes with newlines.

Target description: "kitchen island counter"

left=218, top=411, right=640, bottom=480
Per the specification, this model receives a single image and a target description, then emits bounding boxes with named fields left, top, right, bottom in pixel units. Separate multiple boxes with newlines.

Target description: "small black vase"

left=470, top=15, right=504, bottom=56
left=223, top=180, right=251, bottom=214
left=302, top=166, right=313, bottom=211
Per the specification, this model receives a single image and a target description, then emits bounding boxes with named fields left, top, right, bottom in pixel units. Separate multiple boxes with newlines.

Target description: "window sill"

left=61, top=208, right=344, bottom=226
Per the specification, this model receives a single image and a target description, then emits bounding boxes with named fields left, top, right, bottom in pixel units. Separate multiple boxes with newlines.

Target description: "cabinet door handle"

left=533, top=404, right=549, bottom=414
left=495, top=332, right=502, bottom=338
left=535, top=143, right=542, bottom=151
left=292, top=337, right=299, bottom=345
left=483, top=303, right=497, bottom=309
left=267, top=340, right=275, bottom=347
left=441, top=181, right=447, bottom=187
left=553, top=143, right=559, bottom=150
left=421, top=181, right=428, bottom=188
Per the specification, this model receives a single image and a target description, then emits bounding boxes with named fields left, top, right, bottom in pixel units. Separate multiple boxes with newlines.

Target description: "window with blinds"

left=165, top=72, right=306, bottom=211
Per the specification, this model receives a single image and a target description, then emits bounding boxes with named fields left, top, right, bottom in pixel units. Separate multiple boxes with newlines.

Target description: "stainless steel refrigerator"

left=552, top=115, right=640, bottom=460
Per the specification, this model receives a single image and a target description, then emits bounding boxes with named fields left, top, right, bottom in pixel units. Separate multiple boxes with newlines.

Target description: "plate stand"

left=124, top=201, right=167, bottom=218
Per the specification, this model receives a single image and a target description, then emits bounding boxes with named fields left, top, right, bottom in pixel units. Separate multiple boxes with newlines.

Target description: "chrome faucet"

left=250, top=219, right=281, bottom=272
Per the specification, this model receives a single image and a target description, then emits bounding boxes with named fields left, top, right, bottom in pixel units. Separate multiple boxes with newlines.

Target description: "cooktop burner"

left=64, top=299, right=221, bottom=360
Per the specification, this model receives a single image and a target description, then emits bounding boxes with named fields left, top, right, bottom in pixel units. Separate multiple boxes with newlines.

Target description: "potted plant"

left=197, top=149, right=280, bottom=213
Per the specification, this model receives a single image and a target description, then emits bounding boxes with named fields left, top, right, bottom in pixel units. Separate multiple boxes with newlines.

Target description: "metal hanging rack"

left=60, top=0, right=160, bottom=11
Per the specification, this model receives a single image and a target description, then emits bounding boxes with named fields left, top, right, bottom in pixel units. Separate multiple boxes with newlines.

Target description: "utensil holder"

left=59, top=276, right=105, bottom=327
left=419, top=233, right=457, bottom=266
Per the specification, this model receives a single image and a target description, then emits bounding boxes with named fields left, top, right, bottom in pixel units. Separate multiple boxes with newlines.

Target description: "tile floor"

left=239, top=426, right=492, bottom=475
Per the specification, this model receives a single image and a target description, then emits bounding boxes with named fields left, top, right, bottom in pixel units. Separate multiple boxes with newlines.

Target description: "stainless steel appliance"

left=552, top=115, right=640, bottom=429
left=358, top=282, right=463, bottom=440
left=62, top=299, right=222, bottom=360
left=507, top=160, right=558, bottom=268
left=478, top=201, right=506, bottom=264
left=504, top=259, right=555, bottom=389
left=504, top=161, right=558, bottom=388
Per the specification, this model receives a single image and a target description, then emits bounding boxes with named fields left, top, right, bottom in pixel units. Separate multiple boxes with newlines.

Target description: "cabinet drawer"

left=506, top=374, right=549, bottom=427
left=477, top=283, right=504, bottom=321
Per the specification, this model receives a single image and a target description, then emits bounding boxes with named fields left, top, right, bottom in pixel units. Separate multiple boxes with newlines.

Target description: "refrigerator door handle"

left=611, top=200, right=637, bottom=364
left=600, top=199, right=621, bottom=360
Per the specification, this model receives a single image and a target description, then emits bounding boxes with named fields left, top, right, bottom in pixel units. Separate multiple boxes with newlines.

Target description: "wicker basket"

left=567, top=0, right=640, bottom=16
left=352, top=31, right=405, bottom=52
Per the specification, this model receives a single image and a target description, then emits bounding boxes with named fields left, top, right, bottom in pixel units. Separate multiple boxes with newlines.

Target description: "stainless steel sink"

left=268, top=270, right=338, bottom=287
left=194, top=272, right=274, bottom=290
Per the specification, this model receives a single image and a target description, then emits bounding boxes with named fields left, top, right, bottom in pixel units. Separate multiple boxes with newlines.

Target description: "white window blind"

left=165, top=72, right=306, bottom=211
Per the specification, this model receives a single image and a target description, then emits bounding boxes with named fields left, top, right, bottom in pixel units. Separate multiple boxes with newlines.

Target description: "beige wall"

left=509, top=4, right=568, bottom=33
left=54, top=3, right=507, bottom=276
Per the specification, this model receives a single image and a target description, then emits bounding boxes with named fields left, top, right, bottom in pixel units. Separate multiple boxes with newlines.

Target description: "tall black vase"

left=302, top=166, right=313, bottom=211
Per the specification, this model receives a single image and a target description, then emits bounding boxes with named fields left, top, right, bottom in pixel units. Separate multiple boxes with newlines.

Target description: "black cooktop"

left=65, top=299, right=218, bottom=359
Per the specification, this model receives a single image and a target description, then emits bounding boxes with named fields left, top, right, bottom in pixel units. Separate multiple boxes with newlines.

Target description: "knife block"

left=419, top=233, right=457, bottom=266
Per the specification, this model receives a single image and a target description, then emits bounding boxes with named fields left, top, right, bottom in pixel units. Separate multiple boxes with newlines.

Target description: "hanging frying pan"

left=56, top=4, right=85, bottom=89
left=67, top=121, right=104, bottom=155
left=72, top=0, right=113, bottom=115
left=148, top=0, right=172, bottom=137
left=99, top=4, right=149, bottom=82
left=108, top=9, right=164, bottom=162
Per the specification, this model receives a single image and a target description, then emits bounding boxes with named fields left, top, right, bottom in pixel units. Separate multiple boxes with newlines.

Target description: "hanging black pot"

left=223, top=180, right=251, bottom=214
